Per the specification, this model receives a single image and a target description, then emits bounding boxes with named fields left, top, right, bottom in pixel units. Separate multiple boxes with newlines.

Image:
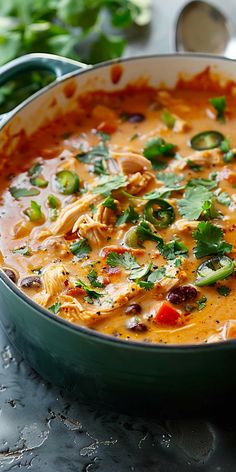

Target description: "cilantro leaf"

left=215, top=190, right=232, bottom=207
left=70, top=239, right=91, bottom=259
left=87, top=269, right=104, bottom=288
left=135, top=221, right=163, bottom=245
left=160, top=109, right=176, bottom=129
left=217, top=285, right=231, bottom=297
left=75, top=279, right=103, bottom=300
left=116, top=205, right=139, bottom=226
left=102, top=196, right=117, bottom=210
left=9, top=187, right=40, bottom=199
left=48, top=302, right=61, bottom=314
left=197, top=295, right=207, bottom=310
left=157, top=172, right=184, bottom=187
left=106, top=251, right=140, bottom=271
left=187, top=160, right=203, bottom=172
left=193, top=222, right=232, bottom=258
left=92, top=174, right=127, bottom=196
left=12, top=246, right=31, bottom=256
left=148, top=267, right=166, bottom=283
left=209, top=96, right=226, bottom=121
left=177, top=186, right=212, bottom=220
left=143, top=138, right=176, bottom=169
left=158, top=239, right=188, bottom=260
left=187, top=178, right=218, bottom=190
left=77, top=142, right=110, bottom=163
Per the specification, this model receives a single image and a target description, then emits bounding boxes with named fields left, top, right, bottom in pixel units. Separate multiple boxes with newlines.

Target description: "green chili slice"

left=190, top=131, right=225, bottom=151
left=55, top=170, right=79, bottom=195
left=195, top=256, right=234, bottom=286
left=30, top=176, right=48, bottom=188
left=124, top=226, right=139, bottom=248
left=23, top=200, right=43, bottom=222
left=144, top=198, right=175, bottom=228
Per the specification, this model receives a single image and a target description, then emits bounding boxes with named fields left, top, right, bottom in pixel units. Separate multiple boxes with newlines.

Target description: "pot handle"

left=0, top=53, right=89, bottom=119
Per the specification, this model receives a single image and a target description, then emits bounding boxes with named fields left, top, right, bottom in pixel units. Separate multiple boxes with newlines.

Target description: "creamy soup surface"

left=1, top=68, right=236, bottom=345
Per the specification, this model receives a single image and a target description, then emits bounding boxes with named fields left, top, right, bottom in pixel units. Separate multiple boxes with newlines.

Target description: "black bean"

left=167, top=285, right=198, bottom=305
left=20, top=276, right=42, bottom=289
left=3, top=268, right=18, bottom=283
left=125, top=303, right=142, bottom=315
left=126, top=316, right=148, bottom=333
left=127, top=113, right=145, bottom=123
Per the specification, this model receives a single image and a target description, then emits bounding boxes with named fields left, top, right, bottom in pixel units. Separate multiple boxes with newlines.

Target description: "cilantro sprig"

left=209, top=96, right=226, bottom=121
left=177, top=186, right=215, bottom=220
left=70, top=239, right=91, bottom=259
left=92, top=174, right=127, bottom=196
left=193, top=222, right=232, bottom=258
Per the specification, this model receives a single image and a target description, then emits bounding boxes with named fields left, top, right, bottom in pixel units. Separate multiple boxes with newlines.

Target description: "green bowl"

left=0, top=53, right=236, bottom=413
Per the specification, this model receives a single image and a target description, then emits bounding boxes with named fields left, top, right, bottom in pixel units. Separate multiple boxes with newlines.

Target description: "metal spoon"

left=175, top=0, right=235, bottom=57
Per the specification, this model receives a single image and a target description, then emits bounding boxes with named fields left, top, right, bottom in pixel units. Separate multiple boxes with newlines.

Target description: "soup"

left=1, top=69, right=236, bottom=345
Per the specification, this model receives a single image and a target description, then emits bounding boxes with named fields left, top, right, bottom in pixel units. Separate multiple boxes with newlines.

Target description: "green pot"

left=0, top=53, right=236, bottom=412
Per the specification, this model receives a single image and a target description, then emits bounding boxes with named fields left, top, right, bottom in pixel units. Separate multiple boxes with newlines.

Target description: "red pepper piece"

left=154, top=302, right=181, bottom=326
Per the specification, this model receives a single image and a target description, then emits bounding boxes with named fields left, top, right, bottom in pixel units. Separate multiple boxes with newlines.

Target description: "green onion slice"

left=144, top=198, right=175, bottom=228
left=190, top=131, right=225, bottom=151
left=55, top=170, right=79, bottom=195
left=195, top=256, right=234, bottom=286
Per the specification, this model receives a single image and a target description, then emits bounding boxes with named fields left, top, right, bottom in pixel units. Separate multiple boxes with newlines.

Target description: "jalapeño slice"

left=55, top=170, right=79, bottom=195
left=195, top=256, right=234, bottom=287
left=190, top=131, right=225, bottom=151
left=144, top=198, right=175, bottom=228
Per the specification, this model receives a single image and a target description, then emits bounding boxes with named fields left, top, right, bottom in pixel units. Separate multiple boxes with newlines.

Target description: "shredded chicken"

left=207, top=320, right=236, bottom=343
left=170, top=149, right=222, bottom=171
left=173, top=115, right=190, bottom=133
left=42, top=263, right=68, bottom=296
left=173, top=219, right=199, bottom=231
left=111, top=151, right=152, bottom=174
left=95, top=201, right=119, bottom=225
left=72, top=214, right=112, bottom=245
left=126, top=171, right=154, bottom=195
left=40, top=236, right=69, bottom=257
left=51, top=194, right=100, bottom=235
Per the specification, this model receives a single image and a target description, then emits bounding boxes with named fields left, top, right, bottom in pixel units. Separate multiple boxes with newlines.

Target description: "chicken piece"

left=13, top=220, right=33, bottom=239
left=73, top=214, right=112, bottom=246
left=173, top=219, right=199, bottom=231
left=170, top=148, right=222, bottom=171
left=207, top=320, right=236, bottom=343
left=51, top=194, right=99, bottom=236
left=42, top=263, right=68, bottom=296
left=111, top=151, right=152, bottom=174
left=126, top=170, right=154, bottom=195
left=40, top=236, right=69, bottom=258
left=173, top=115, right=190, bottom=133
left=217, top=164, right=236, bottom=184
left=95, top=201, right=119, bottom=225
left=33, top=291, right=51, bottom=307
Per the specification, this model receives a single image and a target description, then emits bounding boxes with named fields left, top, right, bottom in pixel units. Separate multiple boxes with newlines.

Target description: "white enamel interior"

left=1, top=54, right=236, bottom=155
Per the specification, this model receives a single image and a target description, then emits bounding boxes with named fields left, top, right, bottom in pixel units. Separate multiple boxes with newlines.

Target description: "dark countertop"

left=1, top=1, right=236, bottom=469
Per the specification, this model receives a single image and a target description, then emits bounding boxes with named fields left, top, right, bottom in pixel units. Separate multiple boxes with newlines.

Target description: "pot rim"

left=1, top=51, right=236, bottom=352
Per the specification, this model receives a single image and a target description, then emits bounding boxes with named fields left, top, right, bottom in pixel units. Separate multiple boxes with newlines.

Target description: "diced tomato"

left=100, top=246, right=144, bottom=257
left=154, top=302, right=181, bottom=326
left=92, top=104, right=118, bottom=134
left=97, top=121, right=117, bottom=134
left=66, top=287, right=86, bottom=297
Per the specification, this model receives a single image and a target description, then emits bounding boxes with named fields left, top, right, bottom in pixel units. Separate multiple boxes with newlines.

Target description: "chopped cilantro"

left=28, top=163, right=42, bottom=177
left=77, top=141, right=110, bottom=163
left=92, top=174, right=127, bottom=196
left=148, top=267, right=166, bottom=283
left=159, top=239, right=188, bottom=260
left=135, top=221, right=163, bottom=245
left=137, top=280, right=154, bottom=290
left=187, top=178, right=218, bottom=190
left=143, top=137, right=175, bottom=160
left=217, top=285, right=231, bottom=297
left=157, top=172, right=184, bottom=187
left=160, top=109, right=176, bottom=129
left=12, top=246, right=31, bottom=256
left=87, top=269, right=104, bottom=288
left=209, top=96, right=226, bottom=121
left=93, top=159, right=109, bottom=175
left=48, top=302, right=61, bottom=314
left=177, top=186, right=213, bottom=220
left=215, top=190, right=232, bottom=207
left=187, top=160, right=203, bottom=172
left=116, top=205, right=139, bottom=226
left=102, top=196, right=117, bottom=210
left=9, top=187, right=40, bottom=199
left=75, top=279, right=103, bottom=300
left=70, top=238, right=91, bottom=259
left=220, top=138, right=235, bottom=163
left=193, top=222, right=232, bottom=258
left=130, top=133, right=139, bottom=141
left=106, top=251, right=140, bottom=271
left=197, top=295, right=207, bottom=310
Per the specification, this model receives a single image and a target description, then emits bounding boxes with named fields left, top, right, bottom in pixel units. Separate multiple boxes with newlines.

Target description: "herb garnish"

left=87, top=269, right=104, bottom=288
left=177, top=186, right=214, bottom=220
left=209, top=96, right=226, bottom=121
left=193, top=222, right=232, bottom=258
left=217, top=285, right=231, bottom=297
left=70, top=239, right=91, bottom=259
left=102, top=196, right=117, bottom=211
left=156, top=172, right=184, bottom=187
left=106, top=252, right=140, bottom=271
left=116, top=205, right=139, bottom=226
left=12, top=246, right=31, bottom=256
left=75, top=279, right=103, bottom=301
left=92, top=174, right=127, bottom=196
left=160, top=109, right=176, bottom=129
left=48, top=302, right=61, bottom=314
left=143, top=137, right=176, bottom=169
left=197, top=295, right=207, bottom=310
left=9, top=187, right=40, bottom=199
